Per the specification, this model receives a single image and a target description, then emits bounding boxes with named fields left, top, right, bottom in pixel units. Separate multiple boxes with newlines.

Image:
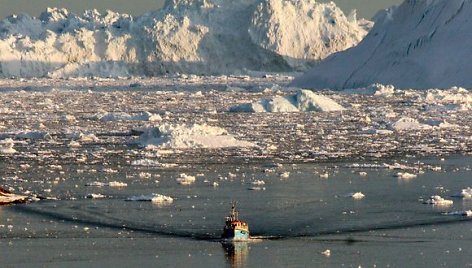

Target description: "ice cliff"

left=292, top=0, right=472, bottom=90
left=0, top=0, right=369, bottom=78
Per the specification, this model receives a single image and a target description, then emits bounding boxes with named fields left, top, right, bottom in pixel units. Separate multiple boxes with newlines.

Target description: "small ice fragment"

left=251, top=180, right=265, bottom=186
left=279, top=172, right=290, bottom=179
left=321, top=249, right=331, bottom=257
left=108, top=181, right=128, bottom=187
left=248, top=187, right=266, bottom=191
left=451, top=187, right=472, bottom=199
left=86, top=193, right=106, bottom=199
left=126, top=193, right=173, bottom=204
left=395, top=172, right=417, bottom=180
left=359, top=172, right=367, bottom=176
left=319, top=173, right=329, bottom=179
left=176, top=173, right=196, bottom=185
left=349, top=192, right=365, bottom=199
left=423, top=195, right=453, bottom=206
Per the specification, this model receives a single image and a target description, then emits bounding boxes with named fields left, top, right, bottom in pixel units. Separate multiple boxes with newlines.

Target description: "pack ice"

left=292, top=0, right=472, bottom=90
left=0, top=0, right=370, bottom=78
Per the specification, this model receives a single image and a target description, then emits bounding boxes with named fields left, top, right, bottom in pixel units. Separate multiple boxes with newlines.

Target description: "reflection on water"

left=222, top=242, right=249, bottom=268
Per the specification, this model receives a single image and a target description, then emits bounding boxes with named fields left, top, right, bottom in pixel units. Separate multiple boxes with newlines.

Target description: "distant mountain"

left=0, top=0, right=370, bottom=78
left=292, top=0, right=472, bottom=90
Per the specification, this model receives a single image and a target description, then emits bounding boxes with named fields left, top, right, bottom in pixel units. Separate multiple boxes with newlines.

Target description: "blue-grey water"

left=2, top=156, right=472, bottom=267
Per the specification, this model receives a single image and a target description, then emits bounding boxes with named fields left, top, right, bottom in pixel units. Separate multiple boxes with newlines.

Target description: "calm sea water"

left=2, top=156, right=472, bottom=267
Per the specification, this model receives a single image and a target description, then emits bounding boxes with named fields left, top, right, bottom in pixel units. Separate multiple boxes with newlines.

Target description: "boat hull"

left=222, top=228, right=250, bottom=241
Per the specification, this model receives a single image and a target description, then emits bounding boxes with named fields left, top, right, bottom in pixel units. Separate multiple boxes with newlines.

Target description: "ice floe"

left=0, top=187, right=27, bottom=205
left=451, top=187, right=472, bottom=199
left=229, top=89, right=345, bottom=113
left=348, top=192, right=365, bottom=200
left=93, top=111, right=162, bottom=122
left=135, top=123, right=255, bottom=149
left=395, top=172, right=417, bottom=180
left=125, top=193, right=173, bottom=204
left=176, top=173, right=196, bottom=185
left=422, top=195, right=453, bottom=206
left=85, top=181, right=127, bottom=187
left=0, top=138, right=16, bottom=154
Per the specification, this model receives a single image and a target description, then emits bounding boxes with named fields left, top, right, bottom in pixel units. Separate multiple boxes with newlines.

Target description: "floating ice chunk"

left=444, top=210, right=472, bottom=217
left=0, top=139, right=17, bottom=154
left=108, top=181, right=128, bottom=187
left=15, top=131, right=52, bottom=140
left=423, top=195, right=453, bottom=206
left=321, top=249, right=331, bottom=257
left=131, top=159, right=161, bottom=166
left=248, top=186, right=266, bottom=191
left=0, top=188, right=27, bottom=205
left=395, top=172, right=417, bottom=180
left=94, top=111, right=162, bottom=122
left=319, top=173, right=329, bottom=179
left=229, top=89, right=345, bottom=113
left=86, top=193, right=106, bottom=199
left=86, top=182, right=106, bottom=187
left=359, top=172, right=367, bottom=176
left=342, top=84, right=395, bottom=96
left=85, top=181, right=127, bottom=187
left=348, top=192, right=365, bottom=199
left=135, top=123, right=255, bottom=149
left=451, top=187, right=472, bottom=199
left=67, top=132, right=100, bottom=142
left=390, top=117, right=432, bottom=132
left=279, top=172, right=290, bottom=179
left=126, top=193, right=173, bottom=204
left=251, top=180, right=266, bottom=185
left=177, top=173, right=196, bottom=185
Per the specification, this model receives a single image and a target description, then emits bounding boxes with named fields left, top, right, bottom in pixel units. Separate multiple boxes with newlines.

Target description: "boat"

left=221, top=203, right=250, bottom=241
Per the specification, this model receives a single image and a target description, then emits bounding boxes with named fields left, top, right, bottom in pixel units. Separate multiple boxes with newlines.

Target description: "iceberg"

left=292, top=0, right=472, bottom=90
left=0, top=0, right=370, bottom=78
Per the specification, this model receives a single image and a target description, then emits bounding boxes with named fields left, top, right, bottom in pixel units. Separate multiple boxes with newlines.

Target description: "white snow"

left=135, top=123, right=255, bottom=149
left=0, top=1, right=370, bottom=78
left=125, top=193, right=173, bottom=204
left=292, top=0, right=472, bottom=90
left=229, top=89, right=345, bottom=113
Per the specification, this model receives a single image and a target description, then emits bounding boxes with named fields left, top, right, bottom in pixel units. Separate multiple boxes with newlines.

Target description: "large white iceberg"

left=292, top=0, right=472, bottom=89
left=135, top=123, right=255, bottom=149
left=229, top=89, right=345, bottom=113
left=0, top=0, right=370, bottom=78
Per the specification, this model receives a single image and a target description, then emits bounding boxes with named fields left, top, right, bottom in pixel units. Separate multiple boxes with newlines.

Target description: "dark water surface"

left=2, top=156, right=472, bottom=267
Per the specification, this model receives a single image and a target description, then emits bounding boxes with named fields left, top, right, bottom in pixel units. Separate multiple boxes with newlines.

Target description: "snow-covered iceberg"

left=229, top=89, right=345, bottom=112
left=134, top=123, right=255, bottom=149
left=292, top=0, right=472, bottom=90
left=0, top=0, right=370, bottom=78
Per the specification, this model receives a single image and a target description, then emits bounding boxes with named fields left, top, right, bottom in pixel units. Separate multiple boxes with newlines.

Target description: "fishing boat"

left=221, top=203, right=250, bottom=241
